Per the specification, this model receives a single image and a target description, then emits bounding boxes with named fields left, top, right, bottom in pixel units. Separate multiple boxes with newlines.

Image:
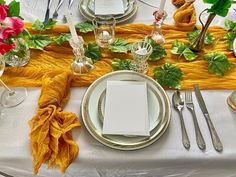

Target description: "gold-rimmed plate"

left=81, top=71, right=171, bottom=150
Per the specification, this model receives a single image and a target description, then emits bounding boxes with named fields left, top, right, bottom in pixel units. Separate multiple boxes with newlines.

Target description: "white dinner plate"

left=79, top=0, right=138, bottom=24
left=81, top=71, right=171, bottom=150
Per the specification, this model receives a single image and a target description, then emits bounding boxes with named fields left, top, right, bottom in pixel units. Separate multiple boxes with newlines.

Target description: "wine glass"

left=0, top=59, right=27, bottom=108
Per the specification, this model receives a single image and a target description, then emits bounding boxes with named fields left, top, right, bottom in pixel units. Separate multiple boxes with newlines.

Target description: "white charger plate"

left=81, top=71, right=171, bottom=150
left=79, top=0, right=138, bottom=23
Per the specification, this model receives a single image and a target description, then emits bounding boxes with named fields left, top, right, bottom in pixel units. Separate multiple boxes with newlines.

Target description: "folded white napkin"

left=102, top=81, right=149, bottom=136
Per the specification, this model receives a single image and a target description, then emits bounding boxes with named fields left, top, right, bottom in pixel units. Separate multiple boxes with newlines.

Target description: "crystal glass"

left=92, top=16, right=116, bottom=48
left=131, top=41, right=153, bottom=74
left=0, top=59, right=27, bottom=108
left=69, top=37, right=94, bottom=75
left=148, top=10, right=167, bottom=44
left=3, top=38, right=30, bottom=67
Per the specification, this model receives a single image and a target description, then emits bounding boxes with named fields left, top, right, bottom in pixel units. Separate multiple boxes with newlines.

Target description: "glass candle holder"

left=92, top=16, right=116, bottom=48
left=131, top=41, right=153, bottom=74
left=69, top=37, right=94, bottom=75
left=4, top=38, right=30, bottom=67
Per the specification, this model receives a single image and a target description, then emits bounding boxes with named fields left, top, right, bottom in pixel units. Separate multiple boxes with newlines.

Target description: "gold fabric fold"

left=173, top=2, right=196, bottom=30
left=29, top=72, right=80, bottom=174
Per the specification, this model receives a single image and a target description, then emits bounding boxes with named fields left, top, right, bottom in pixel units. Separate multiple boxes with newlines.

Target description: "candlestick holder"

left=148, top=10, right=167, bottom=45
left=69, top=37, right=94, bottom=75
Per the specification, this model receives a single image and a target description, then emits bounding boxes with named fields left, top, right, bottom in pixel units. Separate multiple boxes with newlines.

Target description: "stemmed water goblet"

left=0, top=59, right=27, bottom=108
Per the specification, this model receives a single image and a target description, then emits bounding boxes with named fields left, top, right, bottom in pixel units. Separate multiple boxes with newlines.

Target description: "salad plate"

left=81, top=71, right=171, bottom=150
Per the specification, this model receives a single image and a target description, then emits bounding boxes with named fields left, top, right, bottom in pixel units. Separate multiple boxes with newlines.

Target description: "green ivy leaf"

left=111, top=58, right=132, bottom=71
left=187, top=27, right=215, bottom=45
left=171, top=40, right=198, bottom=61
left=75, top=22, right=94, bottom=33
left=203, top=0, right=216, bottom=3
left=32, top=20, right=45, bottom=31
left=8, top=0, right=20, bottom=17
left=205, top=0, right=233, bottom=17
left=153, top=63, right=184, bottom=89
left=224, top=32, right=236, bottom=50
left=84, top=43, right=101, bottom=62
left=145, top=38, right=166, bottom=61
left=32, top=19, right=57, bottom=31
left=44, top=18, right=57, bottom=30
left=52, top=33, right=71, bottom=45
left=26, top=35, right=52, bottom=50
left=171, top=40, right=188, bottom=55
left=108, top=39, right=130, bottom=53
left=204, top=52, right=234, bottom=76
left=224, top=19, right=236, bottom=31
left=182, top=48, right=198, bottom=61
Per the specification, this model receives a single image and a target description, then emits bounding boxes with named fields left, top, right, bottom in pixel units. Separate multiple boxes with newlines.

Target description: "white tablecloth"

left=1, top=0, right=236, bottom=177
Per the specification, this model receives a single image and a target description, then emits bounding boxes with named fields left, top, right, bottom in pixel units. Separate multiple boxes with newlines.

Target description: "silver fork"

left=52, top=0, right=65, bottom=20
left=185, top=91, right=206, bottom=150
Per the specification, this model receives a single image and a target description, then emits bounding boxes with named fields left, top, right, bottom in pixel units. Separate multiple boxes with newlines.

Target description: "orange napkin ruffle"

left=29, top=72, right=80, bottom=174
left=173, top=2, right=196, bottom=30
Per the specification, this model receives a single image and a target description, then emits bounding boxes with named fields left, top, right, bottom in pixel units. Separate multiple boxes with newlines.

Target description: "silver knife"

left=194, top=85, right=223, bottom=152
left=44, top=0, right=53, bottom=24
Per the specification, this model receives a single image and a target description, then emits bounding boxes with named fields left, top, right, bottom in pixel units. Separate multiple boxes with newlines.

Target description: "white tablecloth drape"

left=1, top=0, right=236, bottom=177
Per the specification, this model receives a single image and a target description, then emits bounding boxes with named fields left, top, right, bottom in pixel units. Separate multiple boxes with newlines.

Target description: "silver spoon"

left=172, top=90, right=190, bottom=150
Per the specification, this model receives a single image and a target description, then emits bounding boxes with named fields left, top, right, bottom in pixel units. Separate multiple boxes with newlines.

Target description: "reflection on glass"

left=0, top=59, right=27, bottom=108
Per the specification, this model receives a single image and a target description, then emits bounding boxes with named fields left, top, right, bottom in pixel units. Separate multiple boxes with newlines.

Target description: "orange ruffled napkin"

left=29, top=72, right=81, bottom=174
left=173, top=1, right=196, bottom=30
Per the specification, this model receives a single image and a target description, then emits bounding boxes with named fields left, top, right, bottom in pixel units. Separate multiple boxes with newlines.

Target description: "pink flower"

left=0, top=42, right=14, bottom=55
left=0, top=5, right=8, bottom=22
left=0, top=17, right=24, bottom=41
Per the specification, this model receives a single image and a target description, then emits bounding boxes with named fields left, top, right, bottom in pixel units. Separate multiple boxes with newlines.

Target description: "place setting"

left=81, top=70, right=171, bottom=150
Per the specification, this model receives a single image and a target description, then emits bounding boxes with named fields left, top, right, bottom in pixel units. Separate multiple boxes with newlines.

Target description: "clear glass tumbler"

left=131, top=41, right=153, bottom=74
left=92, top=16, right=116, bottom=48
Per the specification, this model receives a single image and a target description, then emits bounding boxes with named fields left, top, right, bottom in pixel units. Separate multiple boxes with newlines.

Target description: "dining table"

left=1, top=0, right=236, bottom=177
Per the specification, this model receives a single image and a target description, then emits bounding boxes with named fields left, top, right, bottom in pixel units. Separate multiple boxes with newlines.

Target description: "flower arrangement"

left=0, top=0, right=24, bottom=55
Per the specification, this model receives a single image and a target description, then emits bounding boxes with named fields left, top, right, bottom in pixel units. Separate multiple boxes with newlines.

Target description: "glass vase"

left=3, top=38, right=30, bottom=67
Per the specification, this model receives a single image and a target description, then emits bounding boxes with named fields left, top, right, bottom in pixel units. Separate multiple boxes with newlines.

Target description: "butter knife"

left=194, top=85, right=223, bottom=152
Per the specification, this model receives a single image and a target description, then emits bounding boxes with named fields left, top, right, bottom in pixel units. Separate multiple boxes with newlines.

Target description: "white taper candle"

left=65, top=10, right=79, bottom=44
left=159, top=0, right=166, bottom=14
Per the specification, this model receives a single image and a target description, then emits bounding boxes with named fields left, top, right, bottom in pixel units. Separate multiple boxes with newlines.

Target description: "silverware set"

left=172, top=85, right=223, bottom=152
left=44, top=0, right=75, bottom=23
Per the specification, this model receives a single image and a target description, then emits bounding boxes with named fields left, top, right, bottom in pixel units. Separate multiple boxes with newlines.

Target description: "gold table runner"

left=2, top=23, right=236, bottom=90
